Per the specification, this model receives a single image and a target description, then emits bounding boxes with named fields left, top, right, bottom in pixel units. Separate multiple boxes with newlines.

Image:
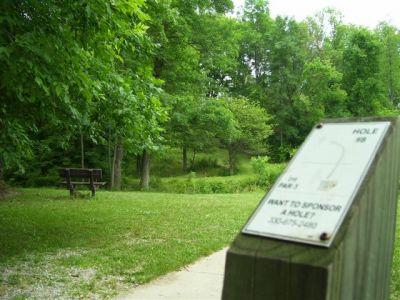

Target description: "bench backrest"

left=59, top=168, right=102, bottom=180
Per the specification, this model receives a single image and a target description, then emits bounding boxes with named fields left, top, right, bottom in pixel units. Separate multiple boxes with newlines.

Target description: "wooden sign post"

left=222, top=117, right=400, bottom=300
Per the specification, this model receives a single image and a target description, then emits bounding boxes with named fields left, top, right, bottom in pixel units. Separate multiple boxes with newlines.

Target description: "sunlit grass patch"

left=0, top=188, right=262, bottom=298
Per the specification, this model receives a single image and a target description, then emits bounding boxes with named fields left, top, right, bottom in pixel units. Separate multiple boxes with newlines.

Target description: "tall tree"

left=342, top=27, right=389, bottom=116
left=221, top=97, right=273, bottom=175
left=193, top=15, right=241, bottom=97
left=296, top=57, right=348, bottom=131
left=0, top=0, right=168, bottom=191
left=231, top=0, right=272, bottom=99
left=165, top=95, right=235, bottom=172
left=376, top=22, right=400, bottom=108
left=146, top=0, right=238, bottom=176
left=0, top=0, right=109, bottom=182
left=265, top=17, right=311, bottom=160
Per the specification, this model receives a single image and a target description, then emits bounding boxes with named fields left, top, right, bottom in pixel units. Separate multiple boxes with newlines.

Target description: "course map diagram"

left=243, top=121, right=390, bottom=247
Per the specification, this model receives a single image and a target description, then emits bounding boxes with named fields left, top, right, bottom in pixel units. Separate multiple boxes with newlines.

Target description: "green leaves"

left=376, top=22, right=400, bottom=108
left=2, top=0, right=400, bottom=180
left=342, top=28, right=389, bottom=116
left=0, top=46, right=10, bottom=58
left=0, top=0, right=165, bottom=176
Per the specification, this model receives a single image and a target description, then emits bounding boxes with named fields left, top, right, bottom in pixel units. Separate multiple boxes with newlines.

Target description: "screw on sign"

left=319, top=232, right=330, bottom=242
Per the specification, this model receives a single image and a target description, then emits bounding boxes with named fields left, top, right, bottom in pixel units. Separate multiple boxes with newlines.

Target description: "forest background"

left=1, top=0, right=400, bottom=192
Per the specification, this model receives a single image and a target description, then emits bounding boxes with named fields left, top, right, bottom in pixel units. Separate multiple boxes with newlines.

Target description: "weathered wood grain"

left=222, top=117, right=400, bottom=300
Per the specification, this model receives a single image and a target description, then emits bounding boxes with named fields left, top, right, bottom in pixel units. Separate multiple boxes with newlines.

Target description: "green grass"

left=0, top=188, right=262, bottom=299
left=123, top=162, right=286, bottom=193
left=150, top=148, right=233, bottom=177
left=147, top=147, right=262, bottom=178
left=16, top=147, right=285, bottom=194
left=1, top=188, right=399, bottom=299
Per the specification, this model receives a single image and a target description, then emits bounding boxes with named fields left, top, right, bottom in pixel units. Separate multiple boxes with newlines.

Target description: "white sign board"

left=243, top=121, right=390, bottom=247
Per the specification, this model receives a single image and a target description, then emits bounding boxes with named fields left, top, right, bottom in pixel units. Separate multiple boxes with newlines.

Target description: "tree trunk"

left=113, top=139, right=124, bottom=190
left=189, top=149, right=196, bottom=171
left=228, top=146, right=236, bottom=176
left=0, top=157, right=5, bottom=198
left=136, top=155, right=142, bottom=178
left=0, top=157, right=4, bottom=181
left=182, top=146, right=188, bottom=173
left=153, top=58, right=164, bottom=78
left=80, top=129, right=85, bottom=169
left=140, top=149, right=150, bottom=190
left=108, top=129, right=112, bottom=185
left=111, top=141, right=116, bottom=188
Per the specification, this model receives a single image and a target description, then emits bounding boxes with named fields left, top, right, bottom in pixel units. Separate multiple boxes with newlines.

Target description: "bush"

left=8, top=168, right=60, bottom=187
left=27, top=175, right=60, bottom=187
left=0, top=180, right=9, bottom=198
left=119, top=159, right=286, bottom=194
left=251, top=156, right=286, bottom=189
left=192, top=157, right=219, bottom=170
left=251, top=156, right=271, bottom=188
left=148, top=175, right=262, bottom=194
left=122, top=176, right=140, bottom=190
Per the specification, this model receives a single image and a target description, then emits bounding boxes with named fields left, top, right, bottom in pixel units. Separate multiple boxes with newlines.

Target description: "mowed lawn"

left=0, top=189, right=262, bottom=299
left=0, top=189, right=399, bottom=299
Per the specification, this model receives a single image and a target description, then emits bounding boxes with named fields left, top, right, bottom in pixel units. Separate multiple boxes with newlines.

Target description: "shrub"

left=192, top=157, right=219, bottom=170
left=251, top=156, right=271, bottom=188
left=149, top=175, right=264, bottom=194
left=122, top=177, right=140, bottom=190
left=120, top=159, right=286, bottom=194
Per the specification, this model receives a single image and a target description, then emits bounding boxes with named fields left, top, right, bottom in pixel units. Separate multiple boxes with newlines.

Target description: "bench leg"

left=91, top=186, right=96, bottom=197
left=69, top=185, right=74, bottom=197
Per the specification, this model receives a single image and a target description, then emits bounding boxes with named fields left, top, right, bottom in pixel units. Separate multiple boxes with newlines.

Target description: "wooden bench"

left=59, top=168, right=106, bottom=196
